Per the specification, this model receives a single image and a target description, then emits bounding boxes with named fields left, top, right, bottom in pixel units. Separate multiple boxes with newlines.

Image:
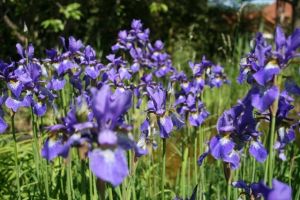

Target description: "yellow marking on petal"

left=265, top=60, right=279, bottom=69
left=9, top=80, right=20, bottom=90
left=182, top=82, right=189, bottom=88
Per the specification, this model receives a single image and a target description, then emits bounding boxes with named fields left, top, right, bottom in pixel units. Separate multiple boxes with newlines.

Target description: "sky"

left=208, top=0, right=276, bottom=8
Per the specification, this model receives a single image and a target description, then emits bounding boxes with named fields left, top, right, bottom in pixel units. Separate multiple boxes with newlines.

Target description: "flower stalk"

left=11, top=113, right=20, bottom=200
left=161, top=138, right=166, bottom=200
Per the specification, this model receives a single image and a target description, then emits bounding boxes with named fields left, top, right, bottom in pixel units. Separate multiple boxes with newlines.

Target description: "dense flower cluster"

left=0, top=19, right=228, bottom=187
left=1, top=19, right=296, bottom=196
left=199, top=26, right=300, bottom=169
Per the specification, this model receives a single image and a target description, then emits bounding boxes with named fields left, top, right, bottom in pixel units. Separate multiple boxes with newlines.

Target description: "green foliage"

left=59, top=3, right=82, bottom=20
left=41, top=19, right=64, bottom=32
left=0, top=0, right=255, bottom=61
left=149, top=2, right=168, bottom=14
left=41, top=3, right=82, bottom=33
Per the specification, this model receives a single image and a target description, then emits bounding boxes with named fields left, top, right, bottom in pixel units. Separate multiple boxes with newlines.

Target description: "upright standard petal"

left=68, top=36, right=83, bottom=53
left=275, top=26, right=286, bottom=50
left=287, top=28, right=300, bottom=53
left=146, top=85, right=166, bottom=115
left=92, top=85, right=132, bottom=129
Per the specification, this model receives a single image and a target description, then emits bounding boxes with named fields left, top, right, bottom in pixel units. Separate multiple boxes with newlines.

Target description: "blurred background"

left=1, top=0, right=299, bottom=63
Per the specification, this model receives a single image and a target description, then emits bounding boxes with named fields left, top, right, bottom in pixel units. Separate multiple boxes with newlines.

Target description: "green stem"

left=40, top=117, right=50, bottom=200
left=265, top=75, right=280, bottom=186
left=181, top=147, right=189, bottom=198
left=268, top=114, right=276, bottom=186
left=11, top=113, right=21, bottom=200
left=251, top=157, right=256, bottom=183
left=226, top=182, right=231, bottom=200
left=161, top=138, right=166, bottom=200
left=198, top=126, right=205, bottom=200
left=80, top=160, right=87, bottom=200
left=193, top=137, right=198, bottom=186
left=89, top=166, right=94, bottom=199
left=224, top=163, right=232, bottom=200
left=67, top=152, right=73, bottom=200
left=31, top=109, right=41, bottom=193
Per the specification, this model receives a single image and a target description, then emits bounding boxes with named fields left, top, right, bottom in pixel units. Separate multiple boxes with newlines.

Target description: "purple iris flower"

left=41, top=138, right=70, bottom=161
left=146, top=85, right=173, bottom=138
left=188, top=56, right=227, bottom=89
left=88, top=84, right=146, bottom=186
left=31, top=99, right=47, bottom=116
left=57, top=60, right=78, bottom=76
left=274, top=26, right=300, bottom=66
left=151, top=49, right=173, bottom=78
left=173, top=57, right=227, bottom=130
left=41, top=94, right=95, bottom=161
left=60, top=36, right=84, bottom=54
left=131, top=19, right=143, bottom=30
left=208, top=135, right=240, bottom=169
left=188, top=101, right=209, bottom=127
left=276, top=91, right=294, bottom=122
left=202, top=92, right=268, bottom=168
left=45, top=48, right=58, bottom=62
left=0, top=97, right=7, bottom=133
left=137, top=118, right=158, bottom=153
left=274, top=127, right=295, bottom=161
left=249, top=141, right=268, bottom=163
left=14, top=63, right=43, bottom=92
left=84, top=45, right=96, bottom=63
left=284, top=78, right=300, bottom=96
left=16, top=43, right=35, bottom=64
left=209, top=136, right=235, bottom=160
left=7, top=79, right=24, bottom=98
left=233, top=179, right=292, bottom=200
left=85, top=64, right=101, bottom=80
left=238, top=31, right=283, bottom=87
left=91, top=85, right=132, bottom=130
left=0, top=60, right=15, bottom=82
left=146, top=85, right=167, bottom=116
left=157, top=116, right=174, bottom=138
left=250, top=85, right=279, bottom=112
left=47, top=78, right=66, bottom=91
left=252, top=60, right=280, bottom=86
left=238, top=27, right=300, bottom=114
left=5, top=95, right=31, bottom=113
left=0, top=115, right=7, bottom=134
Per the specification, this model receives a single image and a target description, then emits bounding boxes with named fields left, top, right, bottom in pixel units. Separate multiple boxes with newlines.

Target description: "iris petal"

left=89, top=148, right=128, bottom=186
